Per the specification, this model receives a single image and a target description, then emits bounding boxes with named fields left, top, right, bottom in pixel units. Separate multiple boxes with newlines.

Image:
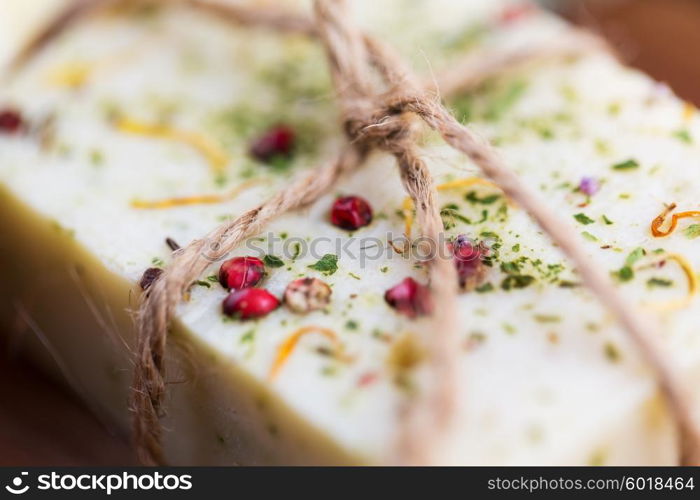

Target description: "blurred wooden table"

left=562, top=0, right=700, bottom=107
left=1, top=0, right=700, bottom=466
left=0, top=355, right=136, bottom=466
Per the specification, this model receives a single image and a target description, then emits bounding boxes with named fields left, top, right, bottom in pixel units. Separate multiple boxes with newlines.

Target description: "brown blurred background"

left=561, top=0, right=700, bottom=106
left=2, top=0, right=700, bottom=466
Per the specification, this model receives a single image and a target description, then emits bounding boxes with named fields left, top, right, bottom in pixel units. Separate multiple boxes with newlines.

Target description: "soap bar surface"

left=1, top=0, right=699, bottom=465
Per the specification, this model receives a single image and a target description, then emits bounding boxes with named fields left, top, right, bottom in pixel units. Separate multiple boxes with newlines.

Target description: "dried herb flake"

left=574, top=213, right=595, bottom=225
left=264, top=254, right=284, bottom=268
left=309, top=254, right=339, bottom=275
left=612, top=159, right=639, bottom=171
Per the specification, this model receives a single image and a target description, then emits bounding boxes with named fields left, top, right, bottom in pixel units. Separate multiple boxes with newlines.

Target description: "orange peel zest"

left=116, top=117, right=228, bottom=173
left=269, top=326, right=346, bottom=380
left=645, top=253, right=698, bottom=312
left=651, top=203, right=700, bottom=238
left=130, top=179, right=263, bottom=209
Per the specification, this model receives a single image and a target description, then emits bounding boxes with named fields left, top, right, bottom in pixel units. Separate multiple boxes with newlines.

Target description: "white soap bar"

left=1, top=0, right=699, bottom=465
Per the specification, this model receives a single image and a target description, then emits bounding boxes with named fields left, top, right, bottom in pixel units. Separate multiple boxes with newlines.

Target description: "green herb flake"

left=321, top=365, right=337, bottom=377
left=647, top=278, right=673, bottom=288
left=308, top=254, right=339, bottom=276
left=611, top=249, right=644, bottom=282
left=604, top=342, right=621, bottom=363
left=684, top=224, right=700, bottom=240
left=614, top=266, right=634, bottom=283
left=263, top=254, right=284, bottom=268
left=502, top=323, right=517, bottom=335
left=89, top=149, right=105, bottom=166
left=501, top=275, right=535, bottom=291
left=452, top=79, right=528, bottom=124
left=465, top=191, right=501, bottom=205
left=475, top=282, right=494, bottom=293
left=484, top=80, right=529, bottom=121
left=500, top=261, right=521, bottom=274
left=348, top=272, right=361, bottom=280
left=607, top=102, right=621, bottom=116
left=595, top=138, right=611, bottom=155
left=613, top=250, right=642, bottom=282
left=625, top=247, right=646, bottom=267
left=213, top=173, right=227, bottom=188
left=581, top=231, right=598, bottom=242
left=534, top=314, right=561, bottom=323
left=673, top=129, right=693, bottom=144
left=440, top=204, right=472, bottom=229
left=612, top=159, right=640, bottom=171
left=240, top=330, right=255, bottom=344
left=574, top=213, right=595, bottom=225
left=268, top=154, right=294, bottom=172
left=602, top=215, right=614, bottom=225
left=558, top=280, right=580, bottom=288
left=345, top=320, right=359, bottom=330
left=442, top=23, right=489, bottom=53
left=560, top=84, right=578, bottom=102
left=195, top=280, right=211, bottom=288
left=496, top=203, right=509, bottom=222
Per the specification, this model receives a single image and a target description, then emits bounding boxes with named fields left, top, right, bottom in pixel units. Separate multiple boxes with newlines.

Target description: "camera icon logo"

left=5, top=472, right=29, bottom=495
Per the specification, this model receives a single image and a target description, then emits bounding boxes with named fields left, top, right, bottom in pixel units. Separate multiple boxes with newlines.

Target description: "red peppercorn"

left=357, top=372, right=379, bottom=388
left=0, top=108, right=24, bottom=134
left=284, top=277, right=332, bottom=313
left=449, top=235, right=488, bottom=290
left=498, top=3, right=535, bottom=24
left=222, top=288, right=279, bottom=320
left=330, top=196, right=373, bottom=231
left=249, top=125, right=296, bottom=163
left=384, top=277, right=432, bottom=318
left=219, top=256, right=265, bottom=290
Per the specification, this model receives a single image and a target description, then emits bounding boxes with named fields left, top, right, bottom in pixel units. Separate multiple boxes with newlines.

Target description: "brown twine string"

left=10, top=0, right=602, bottom=94
left=311, top=0, right=460, bottom=464
left=13, top=0, right=700, bottom=465
left=432, top=27, right=611, bottom=96
left=134, top=146, right=364, bottom=464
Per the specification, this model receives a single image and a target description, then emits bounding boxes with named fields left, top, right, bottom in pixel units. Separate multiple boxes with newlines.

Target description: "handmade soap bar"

left=1, top=0, right=699, bottom=465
